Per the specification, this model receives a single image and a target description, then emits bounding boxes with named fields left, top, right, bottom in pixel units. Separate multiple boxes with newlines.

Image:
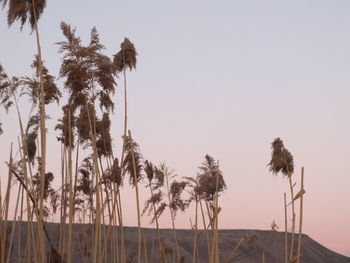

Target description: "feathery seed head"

left=268, top=137, right=294, bottom=176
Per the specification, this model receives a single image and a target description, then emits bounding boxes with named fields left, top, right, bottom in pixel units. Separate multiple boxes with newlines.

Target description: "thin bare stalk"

left=210, top=166, right=220, bottom=263
left=6, top=184, right=22, bottom=263
left=296, top=167, right=304, bottom=263
left=288, top=175, right=296, bottom=259
left=73, top=139, right=80, bottom=220
left=165, top=173, right=180, bottom=262
left=18, top=186, right=25, bottom=263
left=85, top=100, right=102, bottom=263
left=128, top=130, right=142, bottom=263
left=59, top=143, right=65, bottom=254
left=284, top=193, right=288, bottom=263
left=17, top=137, right=34, bottom=263
left=199, top=199, right=211, bottom=260
left=67, top=108, right=74, bottom=263
left=0, top=145, right=13, bottom=263
left=224, top=237, right=244, bottom=263
left=192, top=196, right=198, bottom=263
left=13, top=89, right=45, bottom=263
left=116, top=51, right=129, bottom=263
left=117, top=189, right=126, bottom=263
left=30, top=2, right=47, bottom=260
left=148, top=184, right=163, bottom=260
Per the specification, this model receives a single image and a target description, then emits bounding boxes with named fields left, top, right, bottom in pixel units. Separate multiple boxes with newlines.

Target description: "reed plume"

left=0, top=64, right=20, bottom=134
left=1, top=0, right=46, bottom=29
left=268, top=137, right=296, bottom=260
left=113, top=38, right=137, bottom=73
left=268, top=138, right=294, bottom=176
left=197, top=155, right=226, bottom=202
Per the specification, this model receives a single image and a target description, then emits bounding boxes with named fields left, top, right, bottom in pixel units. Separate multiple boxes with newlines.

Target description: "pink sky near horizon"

left=1, top=0, right=350, bottom=257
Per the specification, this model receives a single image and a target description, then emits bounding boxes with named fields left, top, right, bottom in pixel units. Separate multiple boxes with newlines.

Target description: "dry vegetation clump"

left=268, top=138, right=294, bottom=176
left=0, top=3, right=308, bottom=263
left=122, top=135, right=143, bottom=185
left=1, top=0, right=46, bottom=29
left=268, top=137, right=305, bottom=263
left=113, top=38, right=138, bottom=72
left=0, top=64, right=19, bottom=135
left=21, top=55, right=61, bottom=105
left=196, top=154, right=226, bottom=201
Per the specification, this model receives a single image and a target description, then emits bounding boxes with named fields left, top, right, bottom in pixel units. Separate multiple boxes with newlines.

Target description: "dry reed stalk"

left=147, top=180, right=164, bottom=260
left=296, top=167, right=304, bottom=263
left=165, top=175, right=181, bottom=262
left=60, top=145, right=69, bottom=257
left=103, top=156, right=118, bottom=263
left=262, top=251, right=266, bottom=263
left=116, top=41, right=137, bottom=262
left=205, top=200, right=214, bottom=259
left=268, top=139, right=295, bottom=261
left=215, top=172, right=220, bottom=263
left=192, top=195, right=199, bottom=263
left=92, top=157, right=102, bottom=263
left=73, top=139, right=81, bottom=220
left=59, top=144, right=65, bottom=254
left=214, top=214, right=219, bottom=262
left=18, top=123, right=44, bottom=263
left=96, top=170, right=107, bottom=263
left=99, top=185, right=110, bottom=263
left=85, top=101, right=103, bottom=263
left=13, top=95, right=45, bottom=263
left=288, top=175, right=296, bottom=259
left=153, top=198, right=164, bottom=260
left=100, top=223, right=108, bottom=263
left=98, top=158, right=112, bottom=218
left=18, top=187, right=24, bottom=263
left=128, top=130, right=142, bottom=263
left=9, top=167, right=58, bottom=261
left=6, top=184, right=22, bottom=263
left=224, top=237, right=244, bottom=263
left=101, top=191, right=110, bottom=263
left=0, top=145, right=13, bottom=263
left=199, top=199, right=211, bottom=260
left=210, top=167, right=220, bottom=263
left=284, top=193, right=288, bottom=263
left=67, top=108, right=74, bottom=263
left=143, top=160, right=164, bottom=261
left=117, top=63, right=129, bottom=263
left=110, top=182, right=121, bottom=263
left=16, top=137, right=35, bottom=263
left=62, top=147, right=69, bottom=255
left=106, top=168, right=117, bottom=263
left=26, top=197, right=36, bottom=263
left=1, top=1, right=48, bottom=258
left=29, top=3, right=47, bottom=261
left=117, top=189, right=126, bottom=263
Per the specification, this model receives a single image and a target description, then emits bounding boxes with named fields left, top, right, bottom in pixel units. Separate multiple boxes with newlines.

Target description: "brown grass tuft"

left=1, top=0, right=46, bottom=29
left=113, top=38, right=137, bottom=72
left=268, top=138, right=294, bottom=176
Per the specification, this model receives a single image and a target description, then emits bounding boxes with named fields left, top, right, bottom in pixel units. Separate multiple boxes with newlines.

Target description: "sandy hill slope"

left=3, top=222, right=349, bottom=263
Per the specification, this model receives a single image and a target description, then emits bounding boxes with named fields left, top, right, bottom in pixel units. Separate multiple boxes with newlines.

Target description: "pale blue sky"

left=1, top=0, right=350, bottom=256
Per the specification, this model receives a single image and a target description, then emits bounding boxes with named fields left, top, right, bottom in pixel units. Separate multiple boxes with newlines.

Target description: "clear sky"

left=1, top=0, right=349, bottom=257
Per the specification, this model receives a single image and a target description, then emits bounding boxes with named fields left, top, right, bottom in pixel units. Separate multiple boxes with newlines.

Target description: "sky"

left=1, top=0, right=350, bottom=257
